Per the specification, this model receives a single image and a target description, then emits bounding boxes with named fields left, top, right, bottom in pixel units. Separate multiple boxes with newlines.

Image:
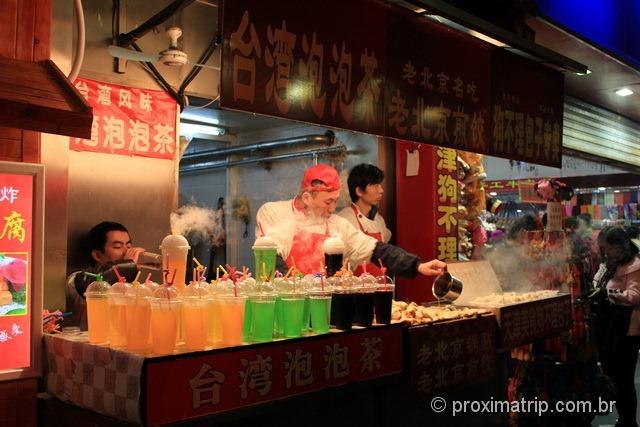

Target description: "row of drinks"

left=83, top=270, right=395, bottom=355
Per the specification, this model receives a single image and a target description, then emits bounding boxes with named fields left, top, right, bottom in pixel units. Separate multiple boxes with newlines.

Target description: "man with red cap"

left=256, top=163, right=446, bottom=278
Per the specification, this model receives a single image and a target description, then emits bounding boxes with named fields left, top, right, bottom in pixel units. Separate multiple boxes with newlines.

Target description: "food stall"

left=0, top=0, right=590, bottom=425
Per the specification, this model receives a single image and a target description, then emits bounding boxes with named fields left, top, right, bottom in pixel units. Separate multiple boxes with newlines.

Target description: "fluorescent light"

left=516, top=209, right=522, bottom=213
left=489, top=191, right=498, bottom=196
left=575, top=69, right=592, bottom=76
left=616, top=88, right=634, bottom=97
left=180, top=122, right=224, bottom=137
left=598, top=187, right=606, bottom=191
left=468, top=30, right=509, bottom=48
left=614, top=190, right=621, bottom=193
left=180, top=111, right=220, bottom=125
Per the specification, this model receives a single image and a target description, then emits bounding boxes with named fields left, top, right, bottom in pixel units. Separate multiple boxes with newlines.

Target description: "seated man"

left=66, top=221, right=145, bottom=329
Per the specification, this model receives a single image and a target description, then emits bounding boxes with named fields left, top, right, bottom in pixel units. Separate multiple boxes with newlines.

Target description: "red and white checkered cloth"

left=44, top=333, right=144, bottom=424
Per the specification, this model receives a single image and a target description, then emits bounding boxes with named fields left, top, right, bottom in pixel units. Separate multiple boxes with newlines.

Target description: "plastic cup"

left=124, top=285, right=153, bottom=353
left=219, top=295, right=247, bottom=346
left=280, top=292, right=306, bottom=338
left=331, top=289, right=355, bottom=331
left=353, top=287, right=376, bottom=327
left=106, top=281, right=131, bottom=348
left=374, top=284, right=395, bottom=325
left=309, top=291, right=331, bottom=334
left=150, top=286, right=182, bottom=355
left=183, top=297, right=211, bottom=351
left=250, top=294, right=276, bottom=342
left=85, top=279, right=110, bottom=344
left=160, top=234, right=190, bottom=293
left=302, top=294, right=311, bottom=333
left=252, top=236, right=278, bottom=279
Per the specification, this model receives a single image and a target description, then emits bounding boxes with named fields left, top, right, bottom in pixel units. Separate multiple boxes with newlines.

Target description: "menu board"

left=0, top=162, right=43, bottom=380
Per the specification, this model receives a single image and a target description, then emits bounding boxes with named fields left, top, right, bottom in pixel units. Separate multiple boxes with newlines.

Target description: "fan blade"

left=108, top=46, right=160, bottom=63
left=187, top=61, right=220, bottom=71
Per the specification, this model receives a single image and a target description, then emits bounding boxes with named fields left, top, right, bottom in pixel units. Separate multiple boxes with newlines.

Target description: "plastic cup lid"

left=252, top=235, right=278, bottom=250
left=152, top=285, right=181, bottom=300
left=107, top=281, right=131, bottom=294
left=125, top=284, right=153, bottom=298
left=184, top=281, right=209, bottom=298
left=85, top=280, right=111, bottom=294
left=160, top=233, right=190, bottom=249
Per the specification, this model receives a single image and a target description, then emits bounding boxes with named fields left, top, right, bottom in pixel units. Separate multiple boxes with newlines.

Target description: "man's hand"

left=417, top=259, right=447, bottom=276
left=124, top=247, right=146, bottom=264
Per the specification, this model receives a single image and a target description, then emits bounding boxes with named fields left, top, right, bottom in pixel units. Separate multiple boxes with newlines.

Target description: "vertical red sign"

left=0, top=173, right=33, bottom=370
left=69, top=77, right=178, bottom=160
left=434, top=147, right=458, bottom=263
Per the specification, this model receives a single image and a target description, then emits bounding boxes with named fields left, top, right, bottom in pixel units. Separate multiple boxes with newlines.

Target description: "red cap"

left=300, top=164, right=341, bottom=192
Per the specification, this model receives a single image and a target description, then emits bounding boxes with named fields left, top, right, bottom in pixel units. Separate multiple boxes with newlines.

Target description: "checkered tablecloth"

left=44, top=333, right=144, bottom=424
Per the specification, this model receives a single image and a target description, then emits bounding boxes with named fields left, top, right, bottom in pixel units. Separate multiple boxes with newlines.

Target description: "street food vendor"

left=256, top=163, right=446, bottom=278
left=65, top=221, right=145, bottom=329
left=337, top=163, right=391, bottom=276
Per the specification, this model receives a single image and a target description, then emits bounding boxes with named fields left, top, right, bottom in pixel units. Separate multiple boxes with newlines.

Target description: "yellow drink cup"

left=84, top=276, right=111, bottom=345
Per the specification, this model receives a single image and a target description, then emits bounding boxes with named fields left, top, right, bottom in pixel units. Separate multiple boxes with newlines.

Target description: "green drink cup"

left=252, top=236, right=278, bottom=279
left=274, top=296, right=284, bottom=337
left=309, top=291, right=331, bottom=334
left=280, top=292, right=305, bottom=338
left=302, top=294, right=310, bottom=334
left=250, top=294, right=276, bottom=342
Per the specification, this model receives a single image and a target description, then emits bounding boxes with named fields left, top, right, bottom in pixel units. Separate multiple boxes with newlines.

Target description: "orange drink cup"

left=208, top=296, right=222, bottom=346
left=160, top=234, right=190, bottom=294
left=182, top=282, right=211, bottom=351
left=219, top=295, right=247, bottom=347
left=84, top=276, right=111, bottom=345
left=124, top=285, right=153, bottom=354
left=150, top=285, right=182, bottom=355
left=106, top=281, right=131, bottom=349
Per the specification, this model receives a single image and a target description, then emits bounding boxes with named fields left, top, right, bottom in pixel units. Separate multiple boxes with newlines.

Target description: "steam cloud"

left=170, top=204, right=225, bottom=247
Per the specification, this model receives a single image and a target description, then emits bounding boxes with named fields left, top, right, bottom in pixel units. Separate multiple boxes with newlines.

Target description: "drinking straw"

left=283, top=267, right=294, bottom=280
left=219, top=265, right=229, bottom=276
left=290, top=256, right=299, bottom=272
left=362, top=263, right=367, bottom=274
left=320, top=275, right=325, bottom=291
left=199, top=267, right=208, bottom=281
left=215, top=266, right=220, bottom=281
left=192, top=257, right=203, bottom=269
left=262, top=261, right=267, bottom=280
left=83, top=272, right=104, bottom=282
left=378, top=259, right=388, bottom=287
left=144, top=273, right=152, bottom=284
left=132, top=271, right=142, bottom=286
left=112, top=265, right=125, bottom=282
left=192, top=267, right=197, bottom=285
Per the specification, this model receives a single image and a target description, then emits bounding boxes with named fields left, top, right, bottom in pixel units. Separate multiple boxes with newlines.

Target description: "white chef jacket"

left=256, top=199, right=377, bottom=268
left=337, top=203, right=392, bottom=243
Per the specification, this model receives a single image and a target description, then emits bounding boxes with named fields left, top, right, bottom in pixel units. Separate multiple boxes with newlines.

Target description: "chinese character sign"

left=435, top=147, right=458, bottom=261
left=490, top=50, right=563, bottom=168
left=221, top=0, right=387, bottom=135
left=410, top=315, right=496, bottom=398
left=70, top=77, right=178, bottom=160
left=146, top=326, right=403, bottom=425
left=385, top=11, right=491, bottom=153
left=0, top=173, right=33, bottom=371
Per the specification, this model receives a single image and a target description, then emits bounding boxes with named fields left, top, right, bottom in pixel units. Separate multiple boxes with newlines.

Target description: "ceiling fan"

left=108, top=26, right=220, bottom=70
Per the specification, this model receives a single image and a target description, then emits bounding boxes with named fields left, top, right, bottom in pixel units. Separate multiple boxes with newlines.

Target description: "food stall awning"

left=0, top=56, right=93, bottom=138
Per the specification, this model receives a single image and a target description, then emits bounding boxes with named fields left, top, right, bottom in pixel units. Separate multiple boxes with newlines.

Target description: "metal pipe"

left=180, top=145, right=346, bottom=174
left=180, top=132, right=336, bottom=165
left=116, top=0, right=196, bottom=47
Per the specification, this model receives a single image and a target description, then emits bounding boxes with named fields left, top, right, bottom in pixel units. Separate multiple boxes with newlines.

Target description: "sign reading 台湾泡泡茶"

left=70, top=77, right=178, bottom=160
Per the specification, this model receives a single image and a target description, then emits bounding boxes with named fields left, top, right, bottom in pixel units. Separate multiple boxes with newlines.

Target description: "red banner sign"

left=409, top=315, right=496, bottom=398
left=0, top=173, right=33, bottom=370
left=385, top=10, right=492, bottom=152
left=145, top=326, right=403, bottom=425
left=434, top=147, right=458, bottom=261
left=70, top=77, right=177, bottom=160
left=489, top=50, right=564, bottom=167
left=220, top=0, right=387, bottom=135
left=220, top=0, right=564, bottom=167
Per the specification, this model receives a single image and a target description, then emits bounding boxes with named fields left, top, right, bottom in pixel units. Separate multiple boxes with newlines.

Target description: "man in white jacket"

left=338, top=164, right=390, bottom=276
left=256, top=163, right=445, bottom=278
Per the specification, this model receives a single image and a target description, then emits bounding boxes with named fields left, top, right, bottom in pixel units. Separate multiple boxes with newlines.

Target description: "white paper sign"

left=406, top=150, right=419, bottom=177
